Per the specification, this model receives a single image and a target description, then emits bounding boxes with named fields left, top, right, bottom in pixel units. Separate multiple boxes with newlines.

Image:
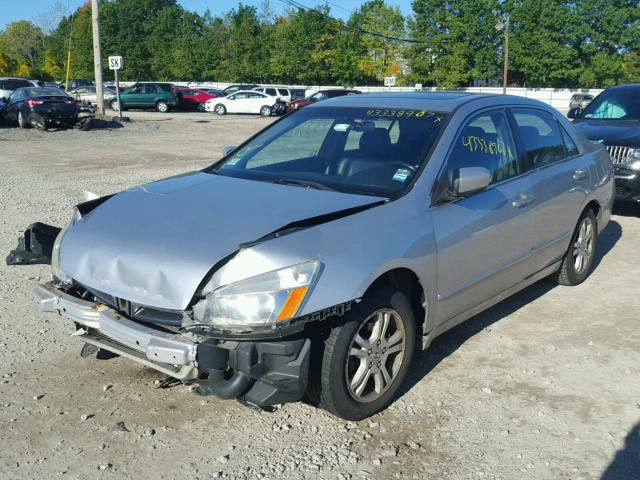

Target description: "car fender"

left=207, top=196, right=439, bottom=334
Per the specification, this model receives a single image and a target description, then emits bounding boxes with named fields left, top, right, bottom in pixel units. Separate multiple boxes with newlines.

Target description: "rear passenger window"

left=559, top=124, right=579, bottom=157
left=512, top=109, right=566, bottom=168
left=448, top=111, right=519, bottom=185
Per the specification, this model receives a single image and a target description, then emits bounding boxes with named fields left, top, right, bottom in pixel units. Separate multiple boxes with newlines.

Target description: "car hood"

left=59, top=172, right=380, bottom=310
left=573, top=119, right=640, bottom=146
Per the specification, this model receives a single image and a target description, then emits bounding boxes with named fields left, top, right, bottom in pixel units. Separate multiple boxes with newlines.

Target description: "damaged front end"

left=11, top=175, right=375, bottom=408
left=31, top=281, right=313, bottom=407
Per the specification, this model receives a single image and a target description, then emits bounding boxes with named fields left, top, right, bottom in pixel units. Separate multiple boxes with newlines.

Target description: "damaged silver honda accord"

left=17, top=92, right=613, bottom=420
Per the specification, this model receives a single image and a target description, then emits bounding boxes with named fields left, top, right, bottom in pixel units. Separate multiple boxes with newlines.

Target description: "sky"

left=1, top=0, right=414, bottom=29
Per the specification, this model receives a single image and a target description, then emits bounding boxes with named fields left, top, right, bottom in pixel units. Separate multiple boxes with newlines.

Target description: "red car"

left=176, top=88, right=217, bottom=111
left=288, top=89, right=361, bottom=112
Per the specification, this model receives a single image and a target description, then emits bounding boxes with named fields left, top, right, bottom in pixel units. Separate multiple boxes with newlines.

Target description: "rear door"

left=509, top=108, right=589, bottom=268
left=140, top=84, right=157, bottom=107
left=253, top=92, right=272, bottom=112
left=431, top=109, right=536, bottom=322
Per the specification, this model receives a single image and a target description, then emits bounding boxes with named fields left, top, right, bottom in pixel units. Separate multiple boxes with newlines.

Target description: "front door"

left=430, top=109, right=536, bottom=322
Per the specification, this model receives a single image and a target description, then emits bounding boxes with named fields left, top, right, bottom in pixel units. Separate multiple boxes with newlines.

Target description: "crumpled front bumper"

left=32, top=283, right=199, bottom=380
left=32, top=283, right=312, bottom=406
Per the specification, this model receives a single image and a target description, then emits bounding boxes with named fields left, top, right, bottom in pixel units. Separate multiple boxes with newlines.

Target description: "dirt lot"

left=0, top=111, right=639, bottom=480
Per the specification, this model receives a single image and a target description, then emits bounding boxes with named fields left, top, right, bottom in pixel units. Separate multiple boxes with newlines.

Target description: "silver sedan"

left=28, top=92, right=613, bottom=420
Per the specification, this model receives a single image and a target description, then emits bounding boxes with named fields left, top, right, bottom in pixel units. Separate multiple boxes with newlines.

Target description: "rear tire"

left=215, top=104, right=226, bottom=115
left=110, top=100, right=120, bottom=112
left=317, top=287, right=416, bottom=420
left=550, top=209, right=598, bottom=286
left=156, top=100, right=169, bottom=113
left=17, top=110, right=29, bottom=128
left=260, top=105, right=272, bottom=117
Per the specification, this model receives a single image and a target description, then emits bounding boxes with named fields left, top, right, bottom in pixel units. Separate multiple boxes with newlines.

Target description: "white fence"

left=110, top=80, right=602, bottom=113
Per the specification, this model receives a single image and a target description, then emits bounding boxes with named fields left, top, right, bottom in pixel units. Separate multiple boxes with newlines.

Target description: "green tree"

left=269, top=6, right=338, bottom=84
left=0, top=21, right=45, bottom=75
left=408, top=0, right=501, bottom=88
left=334, top=0, right=406, bottom=85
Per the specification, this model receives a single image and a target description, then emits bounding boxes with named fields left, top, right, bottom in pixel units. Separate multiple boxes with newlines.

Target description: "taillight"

left=25, top=99, right=43, bottom=107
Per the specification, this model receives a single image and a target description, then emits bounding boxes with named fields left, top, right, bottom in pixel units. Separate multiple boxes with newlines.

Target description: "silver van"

left=27, top=93, right=613, bottom=420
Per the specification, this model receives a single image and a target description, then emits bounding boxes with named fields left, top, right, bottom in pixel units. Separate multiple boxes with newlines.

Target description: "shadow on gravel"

left=86, top=118, right=124, bottom=129
left=591, top=220, right=622, bottom=272
left=600, top=422, right=640, bottom=480
left=400, top=280, right=556, bottom=397
left=399, top=220, right=621, bottom=398
left=613, top=202, right=640, bottom=217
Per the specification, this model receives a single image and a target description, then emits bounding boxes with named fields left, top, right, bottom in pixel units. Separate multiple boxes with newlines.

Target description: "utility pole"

left=91, top=0, right=105, bottom=115
left=496, top=16, right=510, bottom=95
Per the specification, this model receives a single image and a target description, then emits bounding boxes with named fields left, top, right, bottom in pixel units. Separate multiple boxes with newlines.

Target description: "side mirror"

left=567, top=108, right=579, bottom=119
left=222, top=145, right=237, bottom=156
left=451, top=167, right=491, bottom=197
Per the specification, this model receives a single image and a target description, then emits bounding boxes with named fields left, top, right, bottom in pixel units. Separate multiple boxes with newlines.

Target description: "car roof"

left=309, top=91, right=550, bottom=113
left=601, top=83, right=640, bottom=92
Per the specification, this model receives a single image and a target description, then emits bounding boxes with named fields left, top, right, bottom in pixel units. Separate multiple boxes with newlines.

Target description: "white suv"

left=253, top=86, right=291, bottom=104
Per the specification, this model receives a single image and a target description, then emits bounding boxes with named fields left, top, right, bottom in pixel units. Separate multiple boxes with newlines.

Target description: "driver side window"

left=241, top=118, right=334, bottom=169
left=447, top=111, right=519, bottom=186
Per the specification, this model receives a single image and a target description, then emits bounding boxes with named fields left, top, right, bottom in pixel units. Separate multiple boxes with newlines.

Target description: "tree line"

left=0, top=0, right=638, bottom=89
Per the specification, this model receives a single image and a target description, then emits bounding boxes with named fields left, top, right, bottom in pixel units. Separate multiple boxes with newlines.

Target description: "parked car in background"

left=205, top=90, right=276, bottom=116
left=68, top=85, right=116, bottom=105
left=290, top=88, right=307, bottom=101
left=288, top=89, right=361, bottom=111
left=570, top=84, right=640, bottom=203
left=222, top=84, right=260, bottom=96
left=30, top=80, right=62, bottom=89
left=0, top=77, right=34, bottom=101
left=1, top=86, right=77, bottom=129
left=253, top=86, right=291, bottom=104
left=26, top=93, right=612, bottom=421
left=106, top=82, right=178, bottom=112
left=198, top=87, right=224, bottom=97
left=569, top=93, right=594, bottom=113
left=176, top=88, right=216, bottom=111
left=59, top=79, right=94, bottom=91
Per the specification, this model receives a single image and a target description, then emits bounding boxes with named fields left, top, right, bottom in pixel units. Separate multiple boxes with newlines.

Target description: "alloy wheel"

left=573, top=216, right=594, bottom=274
left=345, top=308, right=406, bottom=403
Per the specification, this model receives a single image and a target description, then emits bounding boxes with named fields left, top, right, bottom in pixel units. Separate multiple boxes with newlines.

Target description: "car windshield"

left=210, top=106, right=447, bottom=197
left=581, top=88, right=640, bottom=121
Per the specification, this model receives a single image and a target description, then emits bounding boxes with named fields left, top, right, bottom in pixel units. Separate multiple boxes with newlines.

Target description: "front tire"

left=156, top=100, right=169, bottom=113
left=110, top=100, right=120, bottom=112
left=550, top=209, right=598, bottom=286
left=215, top=104, right=226, bottom=115
left=318, top=288, right=416, bottom=420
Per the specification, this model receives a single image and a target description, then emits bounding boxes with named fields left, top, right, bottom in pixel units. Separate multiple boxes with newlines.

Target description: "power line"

left=278, top=0, right=448, bottom=45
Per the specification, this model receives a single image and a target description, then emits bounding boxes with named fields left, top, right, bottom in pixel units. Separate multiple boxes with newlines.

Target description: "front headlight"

left=193, top=262, right=321, bottom=333
left=51, top=226, right=71, bottom=284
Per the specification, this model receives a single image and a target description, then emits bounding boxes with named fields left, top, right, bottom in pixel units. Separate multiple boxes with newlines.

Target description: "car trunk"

left=33, top=96, right=77, bottom=117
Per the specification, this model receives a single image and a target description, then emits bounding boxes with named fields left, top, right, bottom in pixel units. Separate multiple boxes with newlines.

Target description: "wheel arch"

left=363, top=267, right=427, bottom=341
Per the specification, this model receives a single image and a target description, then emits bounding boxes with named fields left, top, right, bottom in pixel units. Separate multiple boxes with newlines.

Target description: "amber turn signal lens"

left=276, top=286, right=309, bottom=321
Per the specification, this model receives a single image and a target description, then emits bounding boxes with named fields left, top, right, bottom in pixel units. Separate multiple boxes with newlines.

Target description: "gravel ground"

left=0, top=111, right=639, bottom=480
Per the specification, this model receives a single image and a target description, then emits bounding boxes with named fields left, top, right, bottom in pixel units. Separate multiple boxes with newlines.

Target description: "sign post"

left=108, top=56, right=123, bottom=119
left=384, top=76, right=396, bottom=91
